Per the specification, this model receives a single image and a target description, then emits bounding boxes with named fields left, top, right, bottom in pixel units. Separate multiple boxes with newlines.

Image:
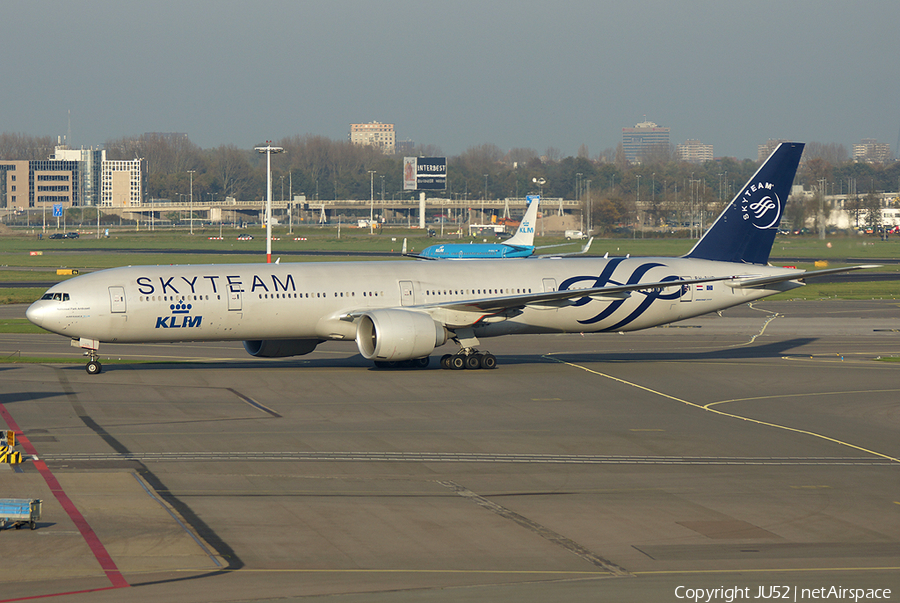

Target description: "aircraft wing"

left=413, top=274, right=734, bottom=328
left=401, top=238, right=438, bottom=260
left=725, top=264, right=882, bottom=289
left=537, top=237, right=593, bottom=257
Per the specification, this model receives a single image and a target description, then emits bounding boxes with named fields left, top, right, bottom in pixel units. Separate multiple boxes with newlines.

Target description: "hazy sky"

left=3, top=0, right=898, bottom=160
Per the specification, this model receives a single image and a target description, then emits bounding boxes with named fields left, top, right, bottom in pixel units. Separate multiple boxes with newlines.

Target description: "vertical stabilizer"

left=685, top=142, right=804, bottom=264
left=504, top=195, right=540, bottom=247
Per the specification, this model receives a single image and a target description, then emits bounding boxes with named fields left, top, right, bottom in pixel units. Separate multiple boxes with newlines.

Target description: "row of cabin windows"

left=425, top=288, right=532, bottom=296
left=136, top=292, right=385, bottom=302
left=140, top=295, right=215, bottom=302
left=53, top=287, right=532, bottom=306
left=257, top=291, right=383, bottom=299
left=132, top=288, right=533, bottom=303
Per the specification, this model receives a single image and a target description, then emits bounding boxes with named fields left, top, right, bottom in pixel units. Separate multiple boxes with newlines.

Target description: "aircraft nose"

left=25, top=302, right=45, bottom=328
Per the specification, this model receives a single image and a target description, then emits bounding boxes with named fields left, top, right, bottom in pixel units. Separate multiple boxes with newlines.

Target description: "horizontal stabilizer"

left=726, top=265, right=882, bottom=289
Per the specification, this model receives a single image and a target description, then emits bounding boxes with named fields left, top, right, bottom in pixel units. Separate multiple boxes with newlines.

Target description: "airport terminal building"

left=0, top=146, right=142, bottom=211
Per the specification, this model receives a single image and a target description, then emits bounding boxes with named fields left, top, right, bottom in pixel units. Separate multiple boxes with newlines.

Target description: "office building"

left=622, top=121, right=670, bottom=163
left=350, top=122, right=396, bottom=154
left=50, top=145, right=105, bottom=207
left=676, top=140, right=714, bottom=163
left=853, top=139, right=891, bottom=164
left=0, top=159, right=79, bottom=210
left=101, top=159, right=143, bottom=207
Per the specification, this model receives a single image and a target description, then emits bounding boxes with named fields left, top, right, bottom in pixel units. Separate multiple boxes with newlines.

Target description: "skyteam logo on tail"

left=740, top=182, right=781, bottom=229
left=156, top=301, right=202, bottom=329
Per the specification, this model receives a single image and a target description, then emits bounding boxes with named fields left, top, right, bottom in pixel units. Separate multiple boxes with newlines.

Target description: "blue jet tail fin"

left=685, top=142, right=804, bottom=265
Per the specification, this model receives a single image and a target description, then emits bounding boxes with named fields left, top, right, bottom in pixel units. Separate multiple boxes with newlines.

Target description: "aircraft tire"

left=415, top=357, right=430, bottom=368
left=479, top=353, right=497, bottom=369
left=86, top=360, right=102, bottom=375
left=440, top=354, right=452, bottom=369
left=464, top=354, right=481, bottom=370
left=449, top=355, right=466, bottom=370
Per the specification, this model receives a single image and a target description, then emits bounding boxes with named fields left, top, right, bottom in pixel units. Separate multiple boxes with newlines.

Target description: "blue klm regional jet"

left=406, top=196, right=591, bottom=260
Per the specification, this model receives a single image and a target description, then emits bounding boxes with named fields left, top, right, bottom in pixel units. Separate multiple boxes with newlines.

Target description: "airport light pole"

left=532, top=177, right=545, bottom=236
left=187, top=170, right=195, bottom=235
left=635, top=174, right=641, bottom=239
left=586, top=179, right=591, bottom=235
left=255, top=142, right=284, bottom=263
left=368, top=170, right=376, bottom=234
left=483, top=174, right=488, bottom=224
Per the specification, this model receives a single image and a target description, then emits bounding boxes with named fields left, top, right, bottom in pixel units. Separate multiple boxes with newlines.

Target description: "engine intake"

left=243, top=339, right=320, bottom=358
left=355, top=309, right=446, bottom=361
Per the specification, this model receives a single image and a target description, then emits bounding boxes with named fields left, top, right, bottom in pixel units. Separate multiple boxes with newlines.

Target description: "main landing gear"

left=437, top=328, right=497, bottom=370
left=439, top=351, right=497, bottom=370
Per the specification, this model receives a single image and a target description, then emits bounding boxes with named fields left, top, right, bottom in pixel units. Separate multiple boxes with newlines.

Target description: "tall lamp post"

left=532, top=177, right=545, bottom=236
left=255, top=142, right=284, bottom=263
left=187, top=170, right=195, bottom=235
left=586, top=179, right=591, bottom=235
left=635, top=174, right=641, bottom=239
left=368, top=170, right=376, bottom=234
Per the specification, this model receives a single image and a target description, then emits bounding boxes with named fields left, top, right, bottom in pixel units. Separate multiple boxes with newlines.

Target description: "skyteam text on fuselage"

left=26, top=142, right=879, bottom=374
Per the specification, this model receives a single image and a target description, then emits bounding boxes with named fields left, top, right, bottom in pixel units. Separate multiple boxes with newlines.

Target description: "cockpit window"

left=40, top=292, right=69, bottom=301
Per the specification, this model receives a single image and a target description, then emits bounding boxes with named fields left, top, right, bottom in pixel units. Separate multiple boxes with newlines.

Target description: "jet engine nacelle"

left=243, top=339, right=320, bottom=358
left=355, top=309, right=447, bottom=361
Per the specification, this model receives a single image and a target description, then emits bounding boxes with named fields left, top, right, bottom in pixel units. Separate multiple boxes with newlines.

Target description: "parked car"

left=49, top=233, right=65, bottom=239
left=65, top=232, right=79, bottom=239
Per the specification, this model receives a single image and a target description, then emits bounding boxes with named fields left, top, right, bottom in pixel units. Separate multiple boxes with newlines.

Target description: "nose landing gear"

left=84, top=350, right=102, bottom=375
left=75, top=338, right=103, bottom=375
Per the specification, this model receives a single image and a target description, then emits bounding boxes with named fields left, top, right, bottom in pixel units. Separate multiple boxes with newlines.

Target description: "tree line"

left=2, top=132, right=899, bottom=233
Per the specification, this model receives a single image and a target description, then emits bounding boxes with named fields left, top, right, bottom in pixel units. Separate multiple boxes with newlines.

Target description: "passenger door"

left=109, top=286, right=126, bottom=313
left=399, top=280, right=415, bottom=306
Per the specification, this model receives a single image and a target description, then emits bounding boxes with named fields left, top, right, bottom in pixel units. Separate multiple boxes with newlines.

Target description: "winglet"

left=581, top=237, right=593, bottom=254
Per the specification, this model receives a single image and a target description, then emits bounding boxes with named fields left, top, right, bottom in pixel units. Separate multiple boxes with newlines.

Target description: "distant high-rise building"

left=101, top=158, right=143, bottom=207
left=51, top=145, right=105, bottom=206
left=350, top=122, right=396, bottom=154
left=853, top=139, right=891, bottom=164
left=0, top=159, right=79, bottom=211
left=676, top=140, right=713, bottom=163
left=1, top=146, right=142, bottom=211
left=622, top=121, right=670, bottom=163
left=758, top=139, right=787, bottom=162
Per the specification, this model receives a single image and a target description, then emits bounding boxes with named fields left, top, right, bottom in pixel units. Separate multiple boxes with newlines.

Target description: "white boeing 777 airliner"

left=26, top=143, right=877, bottom=374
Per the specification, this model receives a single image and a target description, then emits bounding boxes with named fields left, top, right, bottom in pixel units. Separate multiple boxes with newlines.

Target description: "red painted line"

left=0, top=403, right=130, bottom=592
left=0, top=585, right=122, bottom=603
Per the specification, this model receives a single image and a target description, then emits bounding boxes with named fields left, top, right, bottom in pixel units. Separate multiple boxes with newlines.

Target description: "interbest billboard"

left=403, top=156, right=446, bottom=190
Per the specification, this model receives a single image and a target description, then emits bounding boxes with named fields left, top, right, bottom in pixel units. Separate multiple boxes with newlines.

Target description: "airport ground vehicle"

left=0, top=499, right=41, bottom=530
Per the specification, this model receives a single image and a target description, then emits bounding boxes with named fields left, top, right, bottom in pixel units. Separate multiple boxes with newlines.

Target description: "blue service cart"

left=0, top=499, right=41, bottom=530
